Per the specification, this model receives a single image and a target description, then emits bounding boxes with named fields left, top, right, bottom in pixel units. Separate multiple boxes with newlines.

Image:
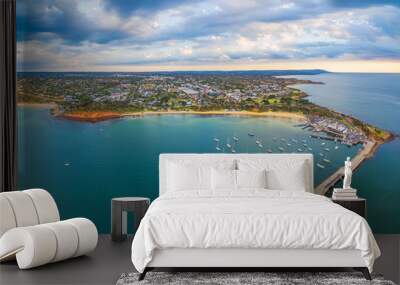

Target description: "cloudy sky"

left=17, top=0, right=400, bottom=72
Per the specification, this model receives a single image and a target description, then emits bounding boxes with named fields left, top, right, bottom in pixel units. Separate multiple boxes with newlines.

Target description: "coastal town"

left=17, top=74, right=316, bottom=112
left=17, top=73, right=387, bottom=145
left=17, top=73, right=393, bottom=194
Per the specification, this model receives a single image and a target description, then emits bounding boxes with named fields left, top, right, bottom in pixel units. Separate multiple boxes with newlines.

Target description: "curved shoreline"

left=60, top=110, right=306, bottom=123
left=17, top=102, right=58, bottom=108
left=18, top=102, right=395, bottom=195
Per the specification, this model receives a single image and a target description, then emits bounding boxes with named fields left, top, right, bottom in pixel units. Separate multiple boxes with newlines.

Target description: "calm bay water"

left=18, top=73, right=400, bottom=233
left=18, top=109, right=358, bottom=233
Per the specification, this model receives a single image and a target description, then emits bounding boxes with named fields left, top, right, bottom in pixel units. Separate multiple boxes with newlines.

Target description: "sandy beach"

left=61, top=110, right=306, bottom=123
left=17, top=102, right=58, bottom=108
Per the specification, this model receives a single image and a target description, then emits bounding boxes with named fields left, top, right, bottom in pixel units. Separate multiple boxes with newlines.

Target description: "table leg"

left=122, top=210, right=127, bottom=235
left=111, top=202, right=126, bottom=242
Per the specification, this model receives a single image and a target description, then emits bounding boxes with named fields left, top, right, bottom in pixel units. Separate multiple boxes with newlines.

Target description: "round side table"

left=111, top=197, right=150, bottom=242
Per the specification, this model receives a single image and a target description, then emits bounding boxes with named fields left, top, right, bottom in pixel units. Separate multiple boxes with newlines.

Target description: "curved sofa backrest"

left=0, top=189, right=60, bottom=237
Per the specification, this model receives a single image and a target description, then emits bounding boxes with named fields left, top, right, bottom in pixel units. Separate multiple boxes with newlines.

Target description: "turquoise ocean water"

left=286, top=73, right=400, bottom=233
left=18, top=73, right=400, bottom=233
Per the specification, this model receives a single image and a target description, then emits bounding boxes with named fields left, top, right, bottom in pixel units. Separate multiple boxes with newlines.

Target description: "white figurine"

left=343, top=156, right=352, bottom=190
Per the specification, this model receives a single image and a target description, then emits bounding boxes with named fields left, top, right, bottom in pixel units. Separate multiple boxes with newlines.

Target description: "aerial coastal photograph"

left=15, top=0, right=399, bottom=235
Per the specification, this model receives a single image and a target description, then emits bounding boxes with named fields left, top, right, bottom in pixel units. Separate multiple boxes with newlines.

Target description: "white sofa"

left=0, top=189, right=98, bottom=269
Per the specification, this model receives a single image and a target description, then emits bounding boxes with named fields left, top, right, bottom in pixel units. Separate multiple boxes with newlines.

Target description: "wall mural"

left=17, top=0, right=400, bottom=233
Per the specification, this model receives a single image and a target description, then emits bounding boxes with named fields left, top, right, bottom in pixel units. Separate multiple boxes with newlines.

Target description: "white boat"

left=317, top=163, right=325, bottom=169
left=214, top=138, right=220, bottom=142
left=255, top=139, right=261, bottom=144
left=292, top=139, right=298, bottom=143
left=278, top=147, right=284, bottom=152
left=226, top=144, right=232, bottom=149
left=258, top=143, right=263, bottom=148
left=323, top=159, right=331, bottom=163
left=64, top=162, right=70, bottom=167
left=267, top=149, right=273, bottom=153
left=216, top=147, right=221, bottom=151
left=308, top=147, right=312, bottom=151
left=321, top=142, right=326, bottom=146
left=335, top=146, right=339, bottom=150
left=319, top=153, right=324, bottom=157
left=280, top=138, right=286, bottom=141
left=233, top=136, right=239, bottom=142
left=231, top=149, right=236, bottom=153
left=324, top=148, right=330, bottom=152
left=303, top=143, right=307, bottom=147
left=287, top=143, right=291, bottom=146
left=248, top=132, right=255, bottom=137
left=297, top=148, right=303, bottom=152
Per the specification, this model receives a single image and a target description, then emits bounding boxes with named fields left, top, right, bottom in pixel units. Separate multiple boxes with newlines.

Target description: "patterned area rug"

left=116, top=271, right=395, bottom=285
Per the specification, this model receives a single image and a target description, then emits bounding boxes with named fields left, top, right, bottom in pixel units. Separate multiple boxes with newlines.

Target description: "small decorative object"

left=332, top=157, right=358, bottom=200
left=343, top=157, right=352, bottom=190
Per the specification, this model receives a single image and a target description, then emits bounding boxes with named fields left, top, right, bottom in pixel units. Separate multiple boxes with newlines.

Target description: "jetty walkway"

left=315, top=140, right=377, bottom=195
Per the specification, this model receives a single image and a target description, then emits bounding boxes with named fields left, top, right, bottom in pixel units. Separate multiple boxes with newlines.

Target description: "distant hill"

left=156, top=69, right=329, bottom=76
left=18, top=69, right=329, bottom=78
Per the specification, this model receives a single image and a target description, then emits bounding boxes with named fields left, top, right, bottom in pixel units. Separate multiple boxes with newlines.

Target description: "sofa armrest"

left=0, top=218, right=98, bottom=269
left=0, top=226, right=57, bottom=268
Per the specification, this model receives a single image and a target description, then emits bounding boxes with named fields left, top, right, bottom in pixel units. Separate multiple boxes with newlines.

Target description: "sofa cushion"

left=0, top=218, right=97, bottom=269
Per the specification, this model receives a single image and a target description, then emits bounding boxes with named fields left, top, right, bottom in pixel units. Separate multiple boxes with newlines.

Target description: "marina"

left=210, top=126, right=358, bottom=177
left=306, top=116, right=367, bottom=146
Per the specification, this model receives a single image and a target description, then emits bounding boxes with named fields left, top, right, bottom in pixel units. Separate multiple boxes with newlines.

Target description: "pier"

left=315, top=140, right=377, bottom=195
left=310, top=134, right=337, bottom=141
